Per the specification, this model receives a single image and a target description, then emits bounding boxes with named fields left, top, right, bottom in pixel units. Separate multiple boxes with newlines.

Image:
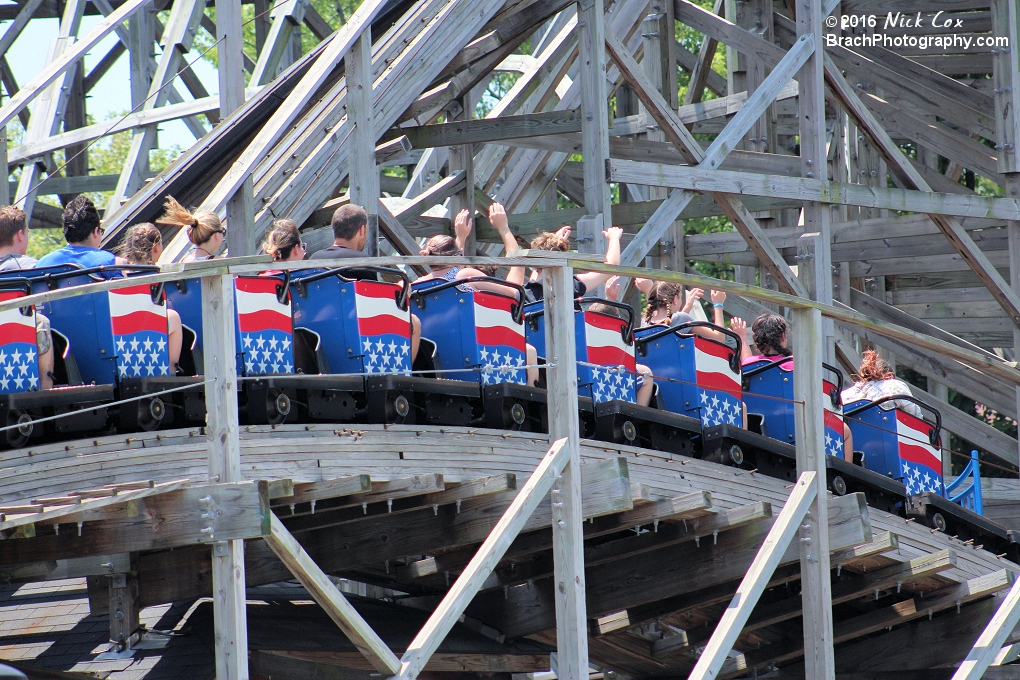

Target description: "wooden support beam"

left=688, top=472, right=818, bottom=680
left=578, top=0, right=612, bottom=252
left=394, top=439, right=570, bottom=680
left=203, top=272, right=248, bottom=680
left=377, top=203, right=428, bottom=276
left=348, top=25, right=378, bottom=255
left=545, top=262, right=588, bottom=680
left=0, top=0, right=150, bottom=129
left=607, top=159, right=1020, bottom=221
left=250, top=0, right=309, bottom=85
left=264, top=514, right=401, bottom=675
left=791, top=301, right=835, bottom=677
left=952, top=576, right=1020, bottom=680
left=448, top=95, right=475, bottom=256
left=684, top=0, right=723, bottom=106
left=464, top=493, right=870, bottom=638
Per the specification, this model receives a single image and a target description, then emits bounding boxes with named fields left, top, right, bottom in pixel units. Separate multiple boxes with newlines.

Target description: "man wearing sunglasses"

left=36, top=195, right=116, bottom=269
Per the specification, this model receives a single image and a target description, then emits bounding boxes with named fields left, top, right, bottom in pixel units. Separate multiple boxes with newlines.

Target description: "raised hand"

left=682, top=287, right=704, bottom=313
left=730, top=316, right=746, bottom=335
left=710, top=289, right=727, bottom=305
left=554, top=225, right=572, bottom=241
left=454, top=208, right=473, bottom=250
left=489, top=202, right=510, bottom=234
left=605, top=275, right=622, bottom=301
left=603, top=226, right=623, bottom=241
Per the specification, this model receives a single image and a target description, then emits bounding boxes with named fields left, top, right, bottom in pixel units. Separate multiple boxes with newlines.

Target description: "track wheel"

left=620, top=419, right=637, bottom=443
left=932, top=512, right=948, bottom=533
left=266, top=390, right=292, bottom=425
left=729, top=444, right=744, bottom=466
left=137, top=397, right=166, bottom=432
left=509, top=402, right=526, bottom=426
left=831, top=475, right=847, bottom=496
left=5, top=410, right=33, bottom=448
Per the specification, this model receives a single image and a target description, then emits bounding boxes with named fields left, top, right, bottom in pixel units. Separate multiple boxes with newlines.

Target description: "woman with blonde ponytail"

left=156, top=196, right=226, bottom=262
left=119, top=223, right=184, bottom=370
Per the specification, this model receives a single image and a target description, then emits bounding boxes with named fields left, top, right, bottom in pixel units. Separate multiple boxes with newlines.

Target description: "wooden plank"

left=578, top=0, right=612, bottom=237
left=465, top=492, right=870, bottom=638
left=607, top=159, right=1020, bottom=221
left=400, top=109, right=583, bottom=148
left=395, top=439, right=570, bottom=680
left=279, top=475, right=372, bottom=506
left=609, top=491, right=713, bottom=527
left=684, top=0, right=723, bottom=105
left=264, top=514, right=401, bottom=675
left=0, top=479, right=190, bottom=530
left=0, top=482, right=270, bottom=565
left=688, top=472, right=818, bottom=680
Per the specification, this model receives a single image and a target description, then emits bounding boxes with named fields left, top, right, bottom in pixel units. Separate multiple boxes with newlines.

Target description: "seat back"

left=108, top=283, right=172, bottom=379
left=411, top=278, right=526, bottom=385
left=845, top=396, right=943, bottom=493
left=0, top=283, right=41, bottom=393
left=636, top=323, right=742, bottom=427
left=235, top=275, right=294, bottom=376
left=743, top=358, right=844, bottom=457
left=291, top=269, right=412, bottom=376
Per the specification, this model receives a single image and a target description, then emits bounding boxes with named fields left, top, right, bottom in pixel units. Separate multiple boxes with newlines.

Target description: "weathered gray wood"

left=992, top=0, right=1020, bottom=174
left=395, top=439, right=569, bottom=680
left=251, top=0, right=309, bottom=85
left=952, top=576, right=1020, bottom=680
left=688, top=472, right=818, bottom=680
left=545, top=262, right=588, bottom=680
left=0, top=482, right=270, bottom=564
left=202, top=272, right=247, bottom=680
left=607, top=160, right=1020, bottom=221
left=348, top=26, right=378, bottom=256
left=791, top=304, right=835, bottom=678
left=400, top=110, right=583, bottom=148
left=0, top=0, right=149, bottom=130
left=264, top=514, right=401, bottom=675
left=448, top=95, right=475, bottom=257
left=579, top=0, right=612, bottom=238
left=604, top=28, right=807, bottom=297
left=684, top=0, right=723, bottom=106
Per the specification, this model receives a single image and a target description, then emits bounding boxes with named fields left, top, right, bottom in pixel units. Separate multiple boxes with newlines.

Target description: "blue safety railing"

left=945, top=449, right=983, bottom=514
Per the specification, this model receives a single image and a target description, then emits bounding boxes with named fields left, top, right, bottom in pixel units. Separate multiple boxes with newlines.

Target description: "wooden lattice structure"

left=3, top=0, right=1020, bottom=678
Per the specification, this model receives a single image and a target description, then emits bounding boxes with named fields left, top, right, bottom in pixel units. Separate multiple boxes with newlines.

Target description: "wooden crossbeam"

left=0, top=480, right=191, bottom=530
left=0, top=482, right=270, bottom=565
left=607, top=160, right=1020, bottom=221
left=394, top=438, right=571, bottom=680
left=398, top=109, right=583, bottom=149
left=263, top=513, right=402, bottom=675
left=688, top=472, right=818, bottom=680
left=683, top=0, right=723, bottom=106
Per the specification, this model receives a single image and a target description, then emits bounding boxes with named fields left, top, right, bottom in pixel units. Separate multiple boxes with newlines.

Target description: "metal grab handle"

left=576, top=297, right=635, bottom=344
left=634, top=321, right=742, bottom=373
left=844, top=394, right=942, bottom=447
left=411, top=276, right=526, bottom=324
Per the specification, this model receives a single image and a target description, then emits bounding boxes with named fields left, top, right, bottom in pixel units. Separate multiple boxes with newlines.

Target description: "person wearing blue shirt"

left=36, top=195, right=116, bottom=269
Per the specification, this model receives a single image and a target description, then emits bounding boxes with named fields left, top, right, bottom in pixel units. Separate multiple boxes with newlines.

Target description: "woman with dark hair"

left=746, top=313, right=854, bottom=460
left=263, top=219, right=306, bottom=262
left=633, top=281, right=751, bottom=361
left=842, top=350, right=922, bottom=417
left=414, top=203, right=524, bottom=293
left=119, top=223, right=184, bottom=370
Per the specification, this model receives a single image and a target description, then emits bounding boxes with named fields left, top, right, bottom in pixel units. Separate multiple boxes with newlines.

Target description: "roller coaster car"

left=845, top=396, right=1019, bottom=558
left=525, top=298, right=698, bottom=453
left=410, top=277, right=545, bottom=431
left=634, top=321, right=749, bottom=458
left=0, top=265, right=203, bottom=435
left=702, top=357, right=905, bottom=513
left=0, top=279, right=112, bottom=447
left=286, top=266, right=458, bottom=426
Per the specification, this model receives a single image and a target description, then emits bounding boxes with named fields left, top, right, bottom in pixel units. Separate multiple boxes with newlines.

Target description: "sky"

left=2, top=9, right=221, bottom=151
